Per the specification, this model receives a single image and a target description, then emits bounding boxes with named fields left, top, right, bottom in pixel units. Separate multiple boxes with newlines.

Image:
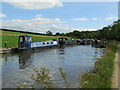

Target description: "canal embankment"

left=112, top=43, right=120, bottom=89
left=118, top=44, right=120, bottom=89
left=0, top=47, right=18, bottom=54
left=80, top=40, right=118, bottom=88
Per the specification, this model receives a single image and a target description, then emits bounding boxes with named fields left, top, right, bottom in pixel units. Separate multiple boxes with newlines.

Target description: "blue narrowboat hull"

left=18, top=41, right=59, bottom=50
left=32, top=44, right=59, bottom=49
left=18, top=45, right=59, bottom=50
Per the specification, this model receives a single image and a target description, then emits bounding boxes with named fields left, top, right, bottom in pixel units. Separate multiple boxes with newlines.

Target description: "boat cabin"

left=18, top=35, right=32, bottom=48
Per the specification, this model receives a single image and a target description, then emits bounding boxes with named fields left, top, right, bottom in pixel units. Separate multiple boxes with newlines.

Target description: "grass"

left=1, top=30, right=22, bottom=35
left=0, top=30, right=68, bottom=48
left=80, top=40, right=118, bottom=88
left=2, top=35, right=19, bottom=47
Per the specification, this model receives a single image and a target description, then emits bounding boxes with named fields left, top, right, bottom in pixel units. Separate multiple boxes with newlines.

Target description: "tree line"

left=46, top=20, right=120, bottom=41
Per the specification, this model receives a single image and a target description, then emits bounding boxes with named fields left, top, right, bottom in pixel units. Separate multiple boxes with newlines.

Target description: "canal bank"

left=112, top=44, right=120, bottom=88
left=112, top=43, right=120, bottom=89
left=80, top=41, right=118, bottom=88
left=0, top=47, right=18, bottom=54
left=118, top=44, right=120, bottom=89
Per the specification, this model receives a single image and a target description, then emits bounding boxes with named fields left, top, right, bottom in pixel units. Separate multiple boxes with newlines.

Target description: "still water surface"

left=2, top=45, right=105, bottom=88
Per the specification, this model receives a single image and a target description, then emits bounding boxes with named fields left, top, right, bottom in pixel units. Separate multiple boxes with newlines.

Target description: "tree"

left=46, top=31, right=52, bottom=35
left=63, top=20, right=120, bottom=41
left=72, top=30, right=80, bottom=38
left=55, top=32, right=60, bottom=36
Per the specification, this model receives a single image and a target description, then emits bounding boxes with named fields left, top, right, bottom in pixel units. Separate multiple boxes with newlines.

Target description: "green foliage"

left=58, top=68, right=69, bottom=88
left=31, top=67, right=53, bottom=88
left=55, top=32, right=61, bottom=36
left=17, top=82, right=28, bottom=89
left=46, top=31, right=53, bottom=35
left=64, top=20, right=120, bottom=41
left=18, top=67, right=72, bottom=88
left=80, top=41, right=118, bottom=88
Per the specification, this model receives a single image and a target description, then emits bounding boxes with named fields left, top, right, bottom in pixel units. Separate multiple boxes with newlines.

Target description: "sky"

left=0, top=0, right=119, bottom=34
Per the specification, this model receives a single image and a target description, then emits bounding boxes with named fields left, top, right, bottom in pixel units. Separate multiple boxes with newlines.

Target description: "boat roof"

left=20, top=35, right=32, bottom=37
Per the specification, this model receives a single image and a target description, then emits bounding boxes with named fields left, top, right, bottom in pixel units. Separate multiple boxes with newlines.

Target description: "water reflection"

left=59, top=48, right=65, bottom=54
left=4, top=57, right=8, bottom=63
left=94, top=49, right=98, bottom=59
left=18, top=51, right=32, bottom=69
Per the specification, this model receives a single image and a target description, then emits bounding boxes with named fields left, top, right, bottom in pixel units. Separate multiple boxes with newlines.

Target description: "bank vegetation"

left=80, top=40, right=118, bottom=88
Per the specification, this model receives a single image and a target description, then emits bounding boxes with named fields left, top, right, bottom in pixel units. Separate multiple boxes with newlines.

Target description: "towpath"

left=112, top=43, right=120, bottom=89
left=118, top=44, right=120, bottom=90
left=0, top=47, right=18, bottom=54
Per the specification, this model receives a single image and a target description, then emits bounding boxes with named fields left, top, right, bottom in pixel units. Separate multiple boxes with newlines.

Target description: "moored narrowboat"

left=18, top=35, right=58, bottom=50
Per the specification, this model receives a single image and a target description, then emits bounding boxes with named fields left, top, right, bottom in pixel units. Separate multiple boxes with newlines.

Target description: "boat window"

left=47, top=42, right=49, bottom=44
left=51, top=42, right=53, bottom=44
left=43, top=42, right=45, bottom=45
left=25, top=37, right=27, bottom=41
left=28, top=37, right=32, bottom=41
left=19, top=37, right=23, bottom=42
left=60, top=39, right=62, bottom=41
left=25, top=37, right=32, bottom=42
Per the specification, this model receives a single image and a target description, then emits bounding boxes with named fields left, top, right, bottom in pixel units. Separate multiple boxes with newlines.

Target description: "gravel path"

left=118, top=44, right=120, bottom=90
left=112, top=43, right=120, bottom=89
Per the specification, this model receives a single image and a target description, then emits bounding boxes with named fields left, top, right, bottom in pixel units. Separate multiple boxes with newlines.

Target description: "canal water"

left=1, top=45, right=105, bottom=88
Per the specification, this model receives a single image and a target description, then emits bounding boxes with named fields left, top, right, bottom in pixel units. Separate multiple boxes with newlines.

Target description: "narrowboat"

left=18, top=35, right=78, bottom=50
left=18, top=35, right=58, bottom=50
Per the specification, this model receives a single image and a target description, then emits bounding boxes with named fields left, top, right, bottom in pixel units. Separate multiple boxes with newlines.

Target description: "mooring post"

left=5, top=41, right=7, bottom=47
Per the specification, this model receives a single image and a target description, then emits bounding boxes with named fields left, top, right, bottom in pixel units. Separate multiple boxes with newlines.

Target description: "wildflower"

left=22, top=82, right=27, bottom=88
left=91, top=73, right=96, bottom=76
left=84, top=81, right=89, bottom=84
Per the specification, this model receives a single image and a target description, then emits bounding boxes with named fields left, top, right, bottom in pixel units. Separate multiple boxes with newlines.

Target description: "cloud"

left=35, top=14, right=43, bottom=18
left=47, top=24, right=71, bottom=33
left=73, top=16, right=118, bottom=21
left=92, top=17, right=98, bottom=20
left=1, top=16, right=99, bottom=33
left=106, top=16, right=118, bottom=20
left=1, top=17, right=98, bottom=33
left=1, top=17, right=68, bottom=33
left=73, top=18, right=89, bottom=21
left=72, top=28, right=98, bottom=31
left=0, top=13, right=7, bottom=18
left=61, top=0, right=118, bottom=2
left=2, top=0, right=119, bottom=2
left=3, top=0, right=63, bottom=10
left=73, top=17, right=99, bottom=21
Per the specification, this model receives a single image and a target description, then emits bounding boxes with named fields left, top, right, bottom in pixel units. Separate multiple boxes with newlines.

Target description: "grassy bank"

left=80, top=40, right=118, bottom=88
left=0, top=30, right=62, bottom=48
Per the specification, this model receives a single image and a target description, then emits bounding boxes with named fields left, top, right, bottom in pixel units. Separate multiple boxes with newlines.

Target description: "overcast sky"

left=0, top=1, right=119, bottom=34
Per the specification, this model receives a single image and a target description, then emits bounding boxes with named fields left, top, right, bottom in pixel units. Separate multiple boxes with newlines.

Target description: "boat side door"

left=18, top=36, right=25, bottom=48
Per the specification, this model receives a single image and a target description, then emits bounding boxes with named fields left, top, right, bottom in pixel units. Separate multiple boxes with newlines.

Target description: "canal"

left=1, top=45, right=105, bottom=88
